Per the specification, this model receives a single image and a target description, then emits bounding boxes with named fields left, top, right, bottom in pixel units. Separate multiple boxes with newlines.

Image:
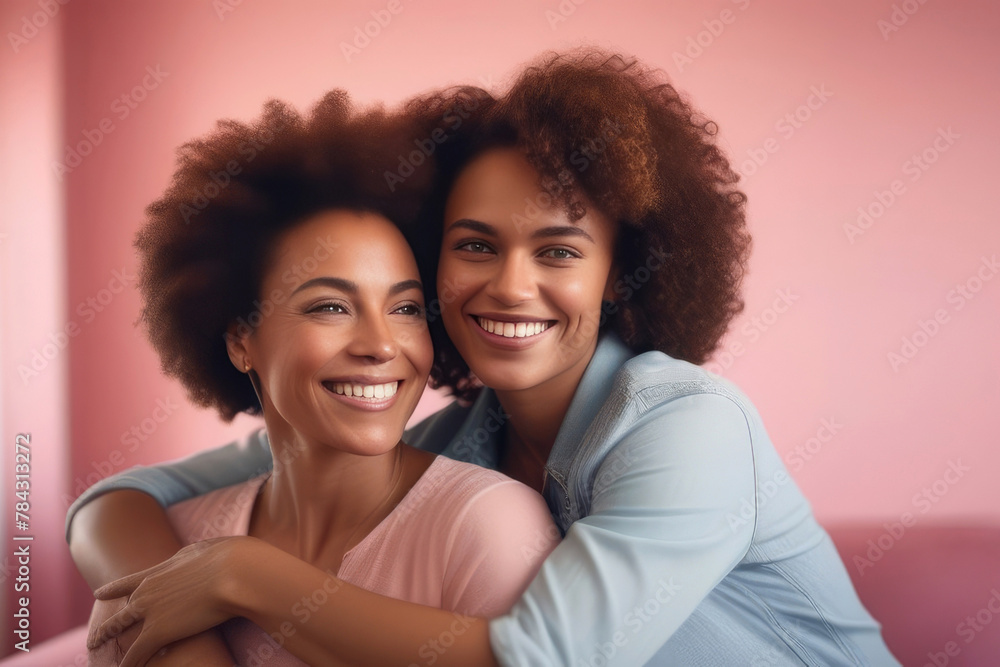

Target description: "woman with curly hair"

left=75, top=51, right=898, bottom=665
left=58, top=92, right=558, bottom=667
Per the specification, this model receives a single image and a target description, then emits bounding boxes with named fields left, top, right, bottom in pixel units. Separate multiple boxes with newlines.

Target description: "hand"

left=88, top=536, right=259, bottom=667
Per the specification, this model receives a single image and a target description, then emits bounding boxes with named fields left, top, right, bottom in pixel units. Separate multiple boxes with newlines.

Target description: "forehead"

left=446, top=148, right=540, bottom=215
left=444, top=148, right=616, bottom=242
left=265, top=210, right=418, bottom=285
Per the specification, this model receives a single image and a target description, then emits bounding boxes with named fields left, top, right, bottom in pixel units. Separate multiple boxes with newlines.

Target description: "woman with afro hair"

left=73, top=50, right=899, bottom=665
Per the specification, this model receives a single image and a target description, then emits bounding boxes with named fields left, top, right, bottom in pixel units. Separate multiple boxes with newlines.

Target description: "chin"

left=470, top=366, right=544, bottom=394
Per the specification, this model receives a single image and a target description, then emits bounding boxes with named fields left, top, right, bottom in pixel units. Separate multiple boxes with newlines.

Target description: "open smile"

left=322, top=379, right=401, bottom=410
left=475, top=316, right=553, bottom=339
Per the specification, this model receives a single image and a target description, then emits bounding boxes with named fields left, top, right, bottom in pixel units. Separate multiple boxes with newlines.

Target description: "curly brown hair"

left=136, top=92, right=432, bottom=421
left=405, top=50, right=752, bottom=401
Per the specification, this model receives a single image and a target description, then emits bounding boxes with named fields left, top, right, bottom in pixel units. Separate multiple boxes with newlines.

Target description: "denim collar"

left=438, top=332, right=633, bottom=503
left=545, top=333, right=633, bottom=498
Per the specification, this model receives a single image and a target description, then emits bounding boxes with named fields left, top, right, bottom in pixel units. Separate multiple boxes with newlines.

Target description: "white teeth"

left=477, top=317, right=550, bottom=338
left=331, top=381, right=398, bottom=399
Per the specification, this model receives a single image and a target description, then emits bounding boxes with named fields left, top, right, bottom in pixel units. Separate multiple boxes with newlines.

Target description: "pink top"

left=166, top=455, right=560, bottom=666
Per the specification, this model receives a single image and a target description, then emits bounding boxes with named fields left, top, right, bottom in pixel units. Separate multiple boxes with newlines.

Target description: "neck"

left=252, top=423, right=411, bottom=566
left=493, top=337, right=597, bottom=488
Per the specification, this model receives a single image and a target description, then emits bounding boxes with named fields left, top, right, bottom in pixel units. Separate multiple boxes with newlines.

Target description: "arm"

left=489, top=393, right=757, bottom=665
left=73, top=493, right=237, bottom=665
left=68, top=429, right=270, bottom=665
left=89, top=476, right=559, bottom=665
left=65, top=427, right=272, bottom=540
left=93, top=395, right=755, bottom=666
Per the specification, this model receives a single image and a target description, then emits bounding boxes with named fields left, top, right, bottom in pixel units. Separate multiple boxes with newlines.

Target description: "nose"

left=346, top=310, right=399, bottom=363
left=485, top=253, right=536, bottom=306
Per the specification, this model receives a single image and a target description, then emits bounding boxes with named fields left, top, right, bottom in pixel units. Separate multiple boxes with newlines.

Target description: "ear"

left=225, top=322, right=252, bottom=373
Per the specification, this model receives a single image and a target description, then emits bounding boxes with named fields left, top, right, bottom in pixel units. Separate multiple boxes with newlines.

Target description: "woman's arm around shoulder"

left=439, top=469, right=561, bottom=618
left=489, top=392, right=758, bottom=666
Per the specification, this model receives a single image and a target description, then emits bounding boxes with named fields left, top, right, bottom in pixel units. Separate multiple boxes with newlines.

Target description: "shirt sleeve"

left=64, top=428, right=273, bottom=540
left=442, top=480, right=561, bottom=619
left=488, top=392, right=758, bottom=666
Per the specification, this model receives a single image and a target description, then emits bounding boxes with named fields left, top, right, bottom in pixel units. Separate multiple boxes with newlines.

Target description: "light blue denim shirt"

left=67, top=333, right=899, bottom=666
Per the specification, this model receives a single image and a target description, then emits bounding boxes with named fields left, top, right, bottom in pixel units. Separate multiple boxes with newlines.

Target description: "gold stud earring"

left=244, top=360, right=251, bottom=372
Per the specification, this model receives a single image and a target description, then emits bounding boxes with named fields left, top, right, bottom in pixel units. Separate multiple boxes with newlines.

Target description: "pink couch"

left=827, top=523, right=1000, bottom=666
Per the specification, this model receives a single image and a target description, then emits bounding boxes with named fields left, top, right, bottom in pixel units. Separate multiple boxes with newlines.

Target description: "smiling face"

left=438, top=148, right=618, bottom=396
left=228, top=210, right=432, bottom=456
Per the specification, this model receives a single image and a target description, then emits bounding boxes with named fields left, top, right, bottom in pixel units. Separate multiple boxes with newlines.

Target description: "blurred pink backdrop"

left=1, top=0, right=998, bottom=656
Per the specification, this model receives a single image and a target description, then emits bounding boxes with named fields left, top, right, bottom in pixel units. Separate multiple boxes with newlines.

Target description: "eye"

left=307, top=301, right=349, bottom=315
left=540, top=247, right=580, bottom=260
left=455, top=240, right=494, bottom=254
left=392, top=302, right=425, bottom=317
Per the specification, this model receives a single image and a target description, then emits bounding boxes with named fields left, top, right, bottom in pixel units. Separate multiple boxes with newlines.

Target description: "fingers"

left=119, top=632, right=169, bottom=667
left=95, top=570, right=147, bottom=600
left=87, top=602, right=145, bottom=649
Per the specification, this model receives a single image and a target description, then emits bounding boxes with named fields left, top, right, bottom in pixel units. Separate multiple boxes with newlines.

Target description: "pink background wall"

left=1, top=0, right=997, bottom=654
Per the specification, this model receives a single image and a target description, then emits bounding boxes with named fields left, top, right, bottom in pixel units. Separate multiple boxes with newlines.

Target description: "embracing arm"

left=68, top=429, right=271, bottom=665
left=488, top=393, right=758, bottom=664
left=92, top=396, right=755, bottom=666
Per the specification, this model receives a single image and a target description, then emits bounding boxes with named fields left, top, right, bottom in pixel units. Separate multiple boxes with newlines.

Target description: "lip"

left=321, top=378, right=403, bottom=412
left=468, top=314, right=555, bottom=349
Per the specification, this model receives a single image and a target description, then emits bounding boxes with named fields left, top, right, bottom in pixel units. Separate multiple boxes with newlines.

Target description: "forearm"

left=72, top=491, right=236, bottom=665
left=70, top=490, right=186, bottom=588
left=230, top=541, right=499, bottom=667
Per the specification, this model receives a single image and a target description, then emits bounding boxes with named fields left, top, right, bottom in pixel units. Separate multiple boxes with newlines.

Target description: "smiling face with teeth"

left=226, top=210, right=432, bottom=457
left=438, top=148, right=618, bottom=398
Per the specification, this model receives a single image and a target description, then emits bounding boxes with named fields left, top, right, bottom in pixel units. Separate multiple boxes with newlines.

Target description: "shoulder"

left=619, top=349, right=754, bottom=411
left=407, top=459, right=558, bottom=616
left=166, top=476, right=267, bottom=544
left=401, top=457, right=549, bottom=525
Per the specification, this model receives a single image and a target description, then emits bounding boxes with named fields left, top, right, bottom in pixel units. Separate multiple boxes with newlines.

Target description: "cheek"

left=437, top=260, right=473, bottom=317
left=404, top=327, right=434, bottom=376
left=551, top=275, right=605, bottom=321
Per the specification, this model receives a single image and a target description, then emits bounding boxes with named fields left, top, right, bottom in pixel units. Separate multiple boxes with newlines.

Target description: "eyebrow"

left=291, top=277, right=423, bottom=297
left=447, top=218, right=595, bottom=243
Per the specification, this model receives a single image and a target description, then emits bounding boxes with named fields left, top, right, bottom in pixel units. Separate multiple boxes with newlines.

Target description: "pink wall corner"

left=0, top=0, right=74, bottom=652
